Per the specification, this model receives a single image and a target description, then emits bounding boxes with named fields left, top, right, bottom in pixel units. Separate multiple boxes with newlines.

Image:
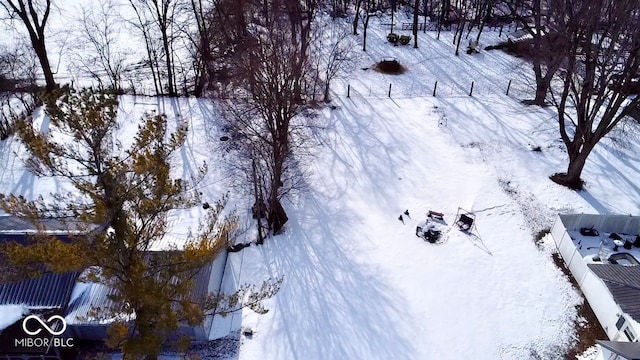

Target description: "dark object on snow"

left=387, top=33, right=399, bottom=44
left=624, top=240, right=633, bottom=250
left=399, top=35, right=411, bottom=45
left=243, top=328, right=254, bottom=338
left=398, top=215, right=404, bottom=224
left=252, top=201, right=267, bottom=219
left=455, top=208, right=475, bottom=232
left=427, top=210, right=444, bottom=221
left=404, top=209, right=410, bottom=217
left=269, top=200, right=288, bottom=234
left=376, top=59, right=404, bottom=74
left=634, top=236, right=640, bottom=247
left=220, top=136, right=230, bottom=141
left=202, top=202, right=210, bottom=209
left=610, top=232, right=623, bottom=240
left=416, top=226, right=442, bottom=243
left=580, top=227, right=599, bottom=236
left=228, top=242, right=251, bottom=253
left=466, top=40, right=479, bottom=54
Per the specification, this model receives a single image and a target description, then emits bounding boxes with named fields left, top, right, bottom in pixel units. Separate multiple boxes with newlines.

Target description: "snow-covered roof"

left=0, top=304, right=26, bottom=331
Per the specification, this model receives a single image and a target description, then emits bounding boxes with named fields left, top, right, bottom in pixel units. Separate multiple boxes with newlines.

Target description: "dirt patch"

left=374, top=59, right=406, bottom=75
left=551, top=253, right=607, bottom=359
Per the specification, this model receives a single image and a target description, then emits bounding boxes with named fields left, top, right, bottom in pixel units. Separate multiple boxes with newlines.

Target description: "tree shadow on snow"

left=254, top=190, right=417, bottom=359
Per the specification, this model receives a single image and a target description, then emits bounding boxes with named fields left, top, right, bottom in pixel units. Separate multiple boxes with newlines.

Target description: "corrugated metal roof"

left=65, top=281, right=126, bottom=325
left=0, top=227, right=85, bottom=310
left=0, top=271, right=80, bottom=308
left=66, top=259, right=217, bottom=326
left=589, top=264, right=640, bottom=289
left=589, top=264, right=640, bottom=321
left=0, top=215, right=91, bottom=233
left=597, top=340, right=640, bottom=360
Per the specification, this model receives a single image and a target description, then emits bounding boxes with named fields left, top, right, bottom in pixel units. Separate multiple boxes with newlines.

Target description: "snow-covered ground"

left=1, top=6, right=640, bottom=360
left=224, top=15, right=640, bottom=360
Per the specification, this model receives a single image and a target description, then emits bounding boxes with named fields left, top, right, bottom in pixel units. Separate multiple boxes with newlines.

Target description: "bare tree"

left=314, top=21, right=357, bottom=102
left=361, top=0, right=377, bottom=51
left=412, top=0, right=419, bottom=48
left=548, top=0, right=640, bottom=189
left=127, top=0, right=187, bottom=96
left=0, top=0, right=56, bottom=92
left=73, top=0, right=126, bottom=92
left=222, top=0, right=316, bottom=235
left=0, top=43, right=39, bottom=139
left=183, top=0, right=213, bottom=97
left=132, top=0, right=176, bottom=96
left=502, top=0, right=565, bottom=106
left=126, top=0, right=163, bottom=95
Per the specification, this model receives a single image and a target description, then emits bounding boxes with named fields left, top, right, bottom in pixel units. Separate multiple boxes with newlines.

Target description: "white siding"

left=581, top=272, right=623, bottom=339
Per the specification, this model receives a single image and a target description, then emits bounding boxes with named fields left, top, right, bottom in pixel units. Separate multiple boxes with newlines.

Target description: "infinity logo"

left=22, top=315, right=67, bottom=336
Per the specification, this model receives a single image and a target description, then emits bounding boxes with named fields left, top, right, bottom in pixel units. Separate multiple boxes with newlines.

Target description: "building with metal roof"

left=63, top=248, right=228, bottom=342
left=0, top=225, right=82, bottom=359
left=596, top=340, right=640, bottom=360
left=552, top=214, right=640, bottom=359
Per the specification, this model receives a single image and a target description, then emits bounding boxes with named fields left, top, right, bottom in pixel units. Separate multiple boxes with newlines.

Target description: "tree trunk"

left=533, top=78, right=549, bottom=106
left=324, top=82, right=331, bottom=102
left=363, top=13, right=371, bottom=51
left=353, top=0, right=362, bottom=35
left=161, top=27, right=176, bottom=97
left=267, top=150, right=287, bottom=234
left=32, top=40, right=56, bottom=92
left=551, top=151, right=588, bottom=190
left=412, top=0, right=419, bottom=48
left=454, top=21, right=465, bottom=56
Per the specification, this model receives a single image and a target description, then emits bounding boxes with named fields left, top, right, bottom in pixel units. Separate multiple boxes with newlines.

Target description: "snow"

left=0, top=304, right=27, bottom=331
left=576, top=345, right=601, bottom=360
left=1, top=5, right=639, bottom=360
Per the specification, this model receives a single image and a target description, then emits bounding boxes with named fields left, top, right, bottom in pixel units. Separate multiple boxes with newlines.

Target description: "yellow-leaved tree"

left=0, top=88, right=281, bottom=360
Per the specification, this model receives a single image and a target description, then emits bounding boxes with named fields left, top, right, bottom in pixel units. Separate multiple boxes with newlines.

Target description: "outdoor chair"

left=454, top=208, right=476, bottom=232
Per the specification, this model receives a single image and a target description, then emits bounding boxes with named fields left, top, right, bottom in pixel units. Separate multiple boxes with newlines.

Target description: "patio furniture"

left=455, top=208, right=475, bottom=232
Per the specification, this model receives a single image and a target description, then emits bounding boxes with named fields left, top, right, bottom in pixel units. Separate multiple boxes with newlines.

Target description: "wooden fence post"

left=469, top=81, right=474, bottom=96
left=433, top=81, right=438, bottom=96
left=388, top=83, right=392, bottom=97
left=347, top=84, right=350, bottom=98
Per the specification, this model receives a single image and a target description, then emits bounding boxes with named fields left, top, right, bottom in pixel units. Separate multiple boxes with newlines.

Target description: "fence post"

left=433, top=81, right=438, bottom=97
left=469, top=81, right=474, bottom=96
left=506, top=80, right=512, bottom=96
left=347, top=84, right=350, bottom=98
left=388, top=83, right=392, bottom=98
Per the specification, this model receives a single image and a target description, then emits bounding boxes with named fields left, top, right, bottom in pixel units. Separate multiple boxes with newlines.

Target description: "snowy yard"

left=1, top=7, right=640, bottom=360
left=221, top=18, right=640, bottom=360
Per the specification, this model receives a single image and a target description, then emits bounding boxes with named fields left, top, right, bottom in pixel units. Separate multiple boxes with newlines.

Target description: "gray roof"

left=0, top=215, right=91, bottom=233
left=0, top=271, right=80, bottom=308
left=66, top=259, right=215, bottom=325
left=589, top=264, right=640, bottom=321
left=597, top=340, right=640, bottom=360
left=0, top=220, right=86, bottom=309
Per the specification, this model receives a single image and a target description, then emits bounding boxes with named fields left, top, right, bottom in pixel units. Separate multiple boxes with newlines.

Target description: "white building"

left=552, top=214, right=640, bottom=359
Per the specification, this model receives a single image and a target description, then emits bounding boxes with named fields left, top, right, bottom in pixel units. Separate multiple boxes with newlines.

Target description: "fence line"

left=338, top=78, right=534, bottom=100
